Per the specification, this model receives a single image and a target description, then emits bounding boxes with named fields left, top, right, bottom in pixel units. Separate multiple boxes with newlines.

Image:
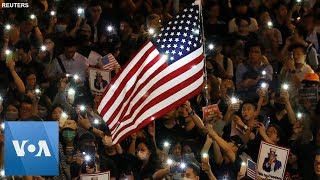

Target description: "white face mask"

left=137, top=151, right=149, bottom=160
left=295, top=55, right=306, bottom=64
left=181, top=178, right=193, bottom=180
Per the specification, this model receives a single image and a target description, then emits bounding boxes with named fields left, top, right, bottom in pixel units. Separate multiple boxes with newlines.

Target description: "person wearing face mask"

left=4, top=101, right=20, bottom=121
left=269, top=91, right=297, bottom=143
left=60, top=119, right=78, bottom=164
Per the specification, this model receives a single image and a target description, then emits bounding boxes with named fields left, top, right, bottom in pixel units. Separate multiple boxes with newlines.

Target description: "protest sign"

left=257, top=141, right=290, bottom=180
left=299, top=87, right=318, bottom=108
left=202, top=104, right=220, bottom=123
left=89, top=68, right=111, bottom=96
left=80, top=171, right=110, bottom=180
left=88, top=51, right=102, bottom=66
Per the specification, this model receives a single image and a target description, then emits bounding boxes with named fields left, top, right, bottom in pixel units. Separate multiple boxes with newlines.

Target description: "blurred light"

left=35, top=88, right=41, bottom=94
left=40, top=45, right=46, bottom=51
left=297, top=0, right=301, bottom=3
left=73, top=74, right=79, bottom=80
left=77, top=8, right=84, bottom=15
left=66, top=74, right=70, bottom=77
left=180, top=162, right=186, bottom=169
left=5, top=24, right=11, bottom=30
left=193, top=29, right=200, bottom=34
left=148, top=28, right=155, bottom=35
left=202, top=153, right=208, bottom=158
left=94, top=119, right=99, bottom=125
left=231, top=97, right=238, bottom=104
left=282, top=83, right=289, bottom=91
left=164, top=141, right=170, bottom=148
left=0, top=96, right=3, bottom=102
left=67, top=88, right=75, bottom=95
left=167, top=159, right=173, bottom=165
left=267, top=21, right=273, bottom=28
left=208, top=44, right=214, bottom=50
left=5, top=49, right=11, bottom=55
left=61, top=112, right=68, bottom=119
left=50, top=11, right=56, bottom=16
left=79, top=105, right=86, bottom=111
left=84, top=155, right=91, bottom=161
left=262, top=70, right=266, bottom=76
left=1, top=123, right=4, bottom=130
left=241, top=161, right=246, bottom=166
left=297, top=112, right=302, bottom=119
left=0, top=169, right=4, bottom=177
left=261, top=82, right=268, bottom=89
left=82, top=152, right=86, bottom=155
left=107, top=25, right=113, bottom=32
left=30, top=14, right=36, bottom=19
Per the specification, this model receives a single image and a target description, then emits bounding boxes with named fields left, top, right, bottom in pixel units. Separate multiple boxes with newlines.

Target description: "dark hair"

left=186, top=162, right=200, bottom=176
left=295, top=24, right=308, bottom=39
left=48, top=104, right=65, bottom=120
left=268, top=123, right=283, bottom=141
left=136, top=138, right=161, bottom=167
left=289, top=43, right=307, bottom=54
left=88, top=0, right=101, bottom=8
left=274, top=2, right=288, bottom=11
left=15, top=40, right=31, bottom=53
left=20, top=96, right=33, bottom=105
left=303, top=13, right=316, bottom=22
left=241, top=101, right=257, bottom=110
left=63, top=37, right=77, bottom=48
left=245, top=40, right=264, bottom=56
left=235, top=16, right=251, bottom=27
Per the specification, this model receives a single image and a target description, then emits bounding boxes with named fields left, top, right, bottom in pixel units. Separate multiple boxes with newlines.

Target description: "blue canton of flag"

left=101, top=56, right=110, bottom=65
left=152, top=3, right=202, bottom=65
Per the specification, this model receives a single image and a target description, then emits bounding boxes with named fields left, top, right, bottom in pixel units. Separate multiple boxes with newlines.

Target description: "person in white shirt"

left=280, top=44, right=314, bottom=83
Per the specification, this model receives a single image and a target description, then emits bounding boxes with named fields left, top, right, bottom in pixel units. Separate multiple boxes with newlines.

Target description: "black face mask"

left=274, top=102, right=286, bottom=111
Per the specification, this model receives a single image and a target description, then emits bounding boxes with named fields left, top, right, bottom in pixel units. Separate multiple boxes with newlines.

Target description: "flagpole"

left=196, top=0, right=209, bottom=123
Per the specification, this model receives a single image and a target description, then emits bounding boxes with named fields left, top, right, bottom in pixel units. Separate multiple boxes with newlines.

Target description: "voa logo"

left=12, top=140, right=51, bottom=157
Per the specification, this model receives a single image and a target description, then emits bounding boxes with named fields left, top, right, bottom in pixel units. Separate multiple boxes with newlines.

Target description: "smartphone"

left=263, top=116, right=271, bottom=128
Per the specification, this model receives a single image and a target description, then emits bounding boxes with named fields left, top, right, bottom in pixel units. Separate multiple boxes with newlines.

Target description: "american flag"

left=101, top=53, right=121, bottom=70
left=247, top=159, right=257, bottom=179
left=97, top=1, right=204, bottom=144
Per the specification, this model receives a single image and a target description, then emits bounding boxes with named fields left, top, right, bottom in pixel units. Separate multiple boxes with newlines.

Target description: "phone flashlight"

left=148, top=28, right=155, bottom=35
left=84, top=155, right=91, bottom=162
left=208, top=44, right=214, bottom=50
left=164, top=141, right=170, bottom=148
left=231, top=97, right=238, bottom=104
left=5, top=50, right=11, bottom=55
left=180, top=162, right=186, bottom=169
left=167, top=159, right=173, bottom=165
left=30, top=14, right=36, bottom=19
left=93, top=119, right=99, bottom=125
left=297, top=112, right=303, bottom=119
left=40, top=45, right=46, bottom=51
left=35, top=88, right=41, bottom=94
left=282, top=83, right=289, bottom=91
left=267, top=21, right=273, bottom=28
left=73, top=74, right=79, bottom=80
left=77, top=8, right=84, bottom=15
left=5, top=24, right=11, bottom=31
left=202, top=153, right=208, bottom=159
left=261, top=82, right=268, bottom=89
left=107, top=25, right=113, bottom=32
left=50, top=11, right=56, bottom=16
left=79, top=105, right=86, bottom=111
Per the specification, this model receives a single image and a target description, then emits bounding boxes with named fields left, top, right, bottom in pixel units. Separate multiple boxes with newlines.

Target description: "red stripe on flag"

left=118, top=55, right=203, bottom=124
left=99, top=45, right=156, bottom=118
left=106, top=54, right=164, bottom=124
left=112, top=69, right=203, bottom=140
left=97, top=41, right=151, bottom=110
left=114, top=80, right=203, bottom=143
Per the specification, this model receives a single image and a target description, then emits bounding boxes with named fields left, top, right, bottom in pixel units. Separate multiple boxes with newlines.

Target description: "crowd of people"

left=0, top=0, right=320, bottom=179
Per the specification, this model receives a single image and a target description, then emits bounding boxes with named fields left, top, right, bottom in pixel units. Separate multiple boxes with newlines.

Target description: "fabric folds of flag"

left=247, top=159, right=257, bottom=179
left=97, top=2, right=204, bottom=144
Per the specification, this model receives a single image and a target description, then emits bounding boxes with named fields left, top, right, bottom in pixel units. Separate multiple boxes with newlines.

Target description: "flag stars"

left=188, top=14, right=192, bottom=18
left=170, top=57, right=174, bottom=60
left=178, top=26, right=182, bottom=30
left=172, top=50, right=176, bottom=54
left=190, top=8, right=194, bottom=12
left=163, top=39, right=167, bottom=42
left=161, top=45, right=165, bottom=48
left=185, top=27, right=189, bottom=31
left=178, top=51, right=183, bottom=56
left=170, top=32, right=174, bottom=36
left=182, top=39, right=186, bottom=43
left=188, top=41, right=192, bottom=45
left=173, top=44, right=178, bottom=48
left=164, top=33, right=168, bottom=36
left=186, top=47, right=190, bottom=51
left=157, top=39, right=161, bottom=43
left=180, top=45, right=184, bottom=49
left=186, top=20, right=191, bottom=24
left=167, top=44, right=171, bottom=48
left=169, top=38, right=173, bottom=42
left=176, top=32, right=181, bottom=36
left=193, top=43, right=197, bottom=47
left=183, top=33, right=187, bottom=37
left=165, top=50, right=169, bottom=54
